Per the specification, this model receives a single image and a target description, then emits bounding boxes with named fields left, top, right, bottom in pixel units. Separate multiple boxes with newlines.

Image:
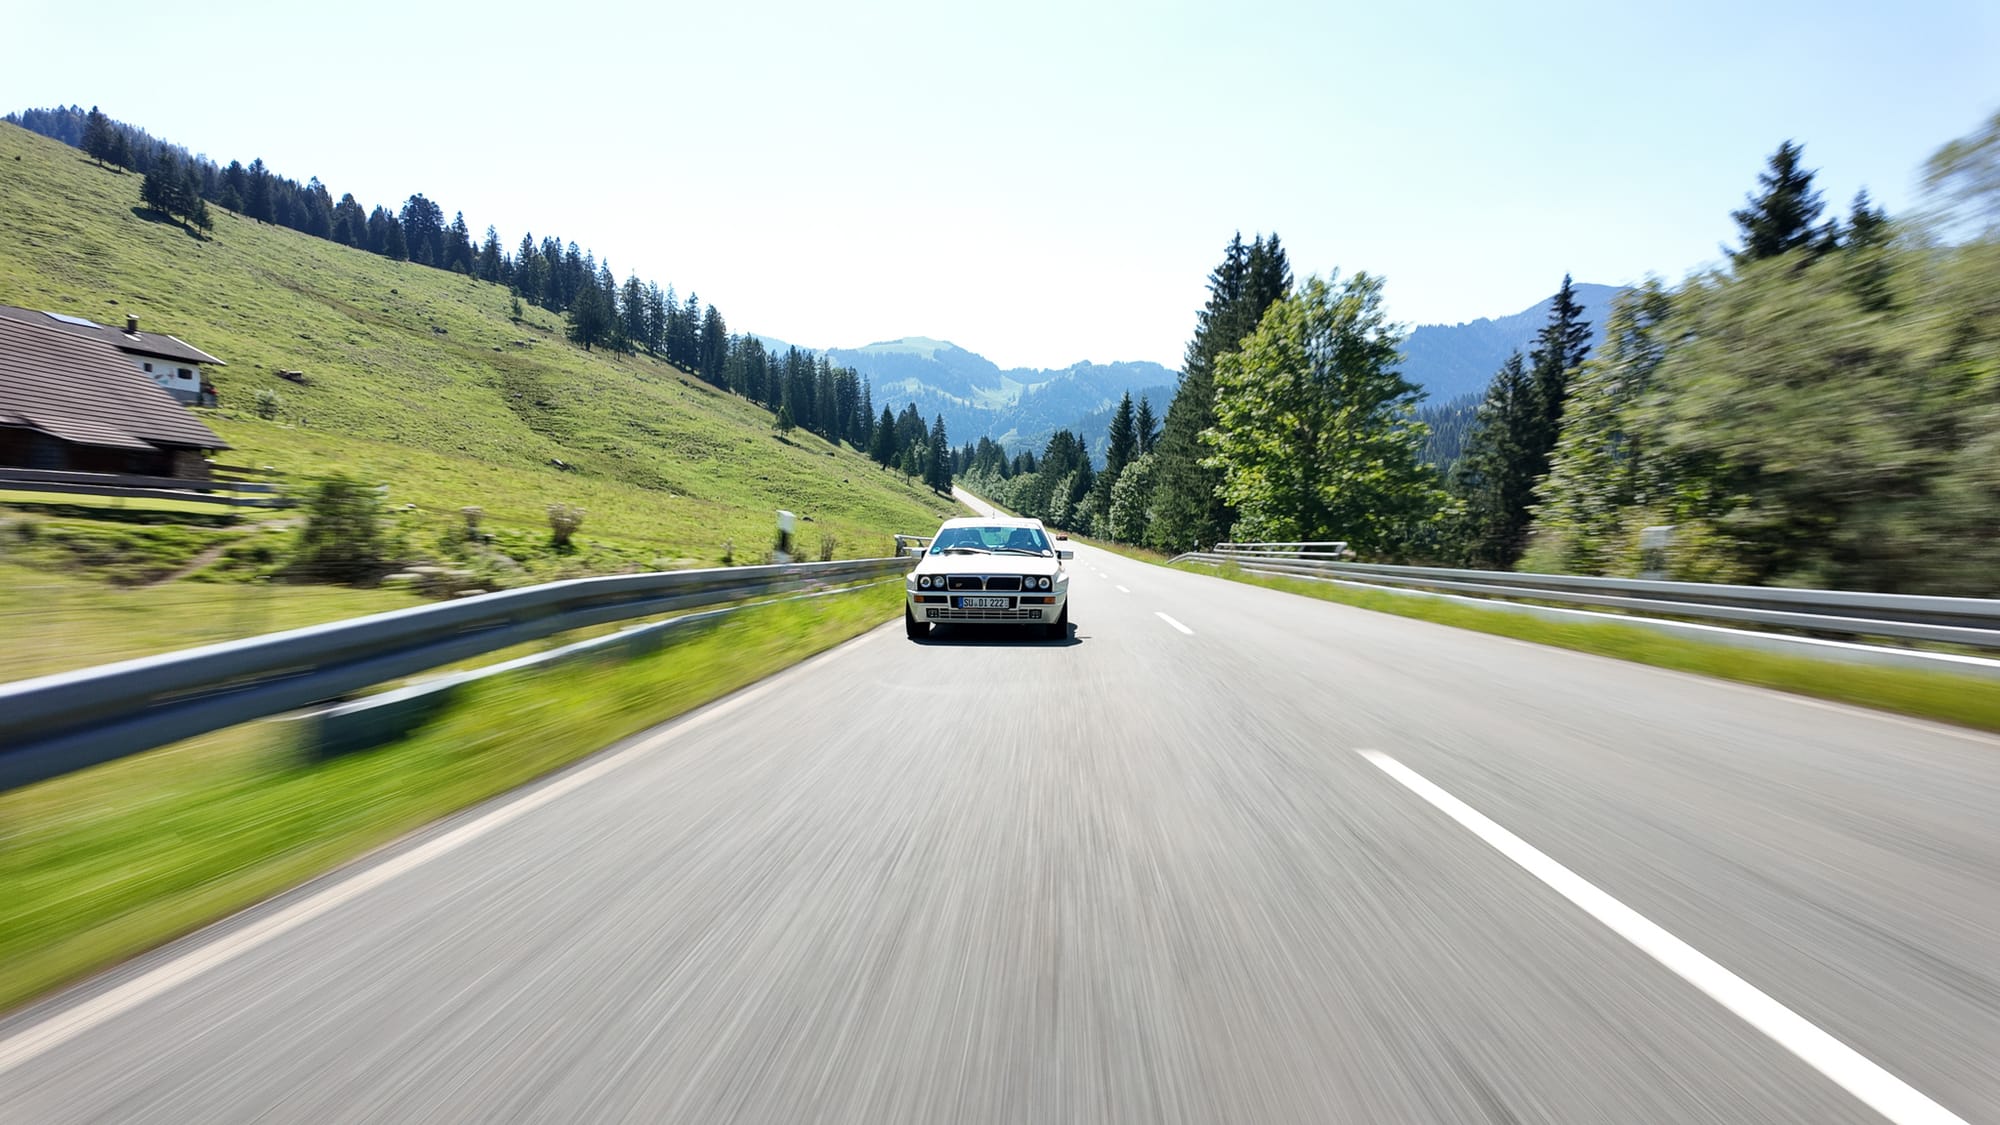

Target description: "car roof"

left=937, top=516, right=1045, bottom=529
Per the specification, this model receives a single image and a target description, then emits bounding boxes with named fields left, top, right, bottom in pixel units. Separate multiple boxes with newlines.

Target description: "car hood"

left=914, top=553, right=1064, bottom=576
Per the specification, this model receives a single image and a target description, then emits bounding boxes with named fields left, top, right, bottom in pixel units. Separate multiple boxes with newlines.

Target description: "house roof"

left=0, top=308, right=228, bottom=451
left=0, top=306, right=227, bottom=367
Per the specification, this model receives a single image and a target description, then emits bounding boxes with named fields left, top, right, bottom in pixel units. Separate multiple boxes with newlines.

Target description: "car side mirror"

left=1057, top=549, right=1074, bottom=560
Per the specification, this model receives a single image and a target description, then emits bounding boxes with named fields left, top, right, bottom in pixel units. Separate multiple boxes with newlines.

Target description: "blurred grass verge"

left=1182, top=563, right=2000, bottom=734
left=0, top=581, right=900, bottom=1015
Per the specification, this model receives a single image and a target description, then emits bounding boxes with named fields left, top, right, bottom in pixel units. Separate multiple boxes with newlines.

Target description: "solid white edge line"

left=0, top=626, right=893, bottom=1079
left=1155, top=611, right=1194, bottom=635
left=1357, top=749, right=1967, bottom=1125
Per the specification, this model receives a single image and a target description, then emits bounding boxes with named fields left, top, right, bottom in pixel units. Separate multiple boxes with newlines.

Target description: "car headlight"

left=919, top=575, right=932, bottom=589
left=1038, top=576, right=1051, bottom=590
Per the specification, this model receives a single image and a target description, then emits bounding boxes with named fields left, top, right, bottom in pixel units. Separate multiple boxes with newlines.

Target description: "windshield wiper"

left=942, top=545, right=992, bottom=553
left=993, top=547, right=1049, bottom=556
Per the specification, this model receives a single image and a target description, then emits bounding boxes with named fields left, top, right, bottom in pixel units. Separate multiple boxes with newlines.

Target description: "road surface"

left=3, top=505, right=1996, bottom=1122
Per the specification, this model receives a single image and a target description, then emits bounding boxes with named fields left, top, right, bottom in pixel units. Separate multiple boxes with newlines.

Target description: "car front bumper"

left=906, top=588, right=1067, bottom=625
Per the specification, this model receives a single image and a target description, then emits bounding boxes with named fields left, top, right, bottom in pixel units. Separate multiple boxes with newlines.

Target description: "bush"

left=253, top=388, right=281, bottom=420
left=547, top=503, right=585, bottom=548
left=460, top=506, right=483, bottom=540
left=818, top=533, right=837, bottom=562
left=292, top=475, right=384, bottom=582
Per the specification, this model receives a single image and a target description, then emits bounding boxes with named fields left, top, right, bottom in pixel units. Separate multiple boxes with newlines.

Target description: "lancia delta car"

left=905, top=517, right=1073, bottom=639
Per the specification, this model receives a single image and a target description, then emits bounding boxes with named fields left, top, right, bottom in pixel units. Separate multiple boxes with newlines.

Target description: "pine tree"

left=1105, top=391, right=1137, bottom=479
left=1453, top=352, right=1540, bottom=567
left=871, top=405, right=898, bottom=465
left=1524, top=274, right=1593, bottom=465
left=139, top=146, right=178, bottom=214
left=1135, top=395, right=1157, bottom=455
left=1523, top=282, right=1673, bottom=573
left=1730, top=141, right=1829, bottom=266
left=1149, top=232, right=1292, bottom=552
left=82, top=106, right=113, bottom=166
left=927, top=414, right=952, bottom=493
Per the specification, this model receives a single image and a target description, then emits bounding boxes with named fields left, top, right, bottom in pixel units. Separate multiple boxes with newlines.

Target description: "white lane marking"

left=0, top=628, right=891, bottom=1078
left=1155, top=612, right=1194, bottom=635
left=1358, top=750, right=1968, bottom=1125
left=1116, top=585, right=1131, bottom=594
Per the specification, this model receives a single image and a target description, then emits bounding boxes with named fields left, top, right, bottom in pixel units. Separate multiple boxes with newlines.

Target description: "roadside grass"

left=1180, top=563, right=2000, bottom=734
left=1070, top=534, right=1170, bottom=566
left=0, top=122, right=958, bottom=578
left=0, top=581, right=902, bottom=1014
left=0, top=562, right=427, bottom=682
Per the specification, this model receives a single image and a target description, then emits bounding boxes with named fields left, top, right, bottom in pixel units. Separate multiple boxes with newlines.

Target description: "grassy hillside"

left=0, top=123, right=958, bottom=577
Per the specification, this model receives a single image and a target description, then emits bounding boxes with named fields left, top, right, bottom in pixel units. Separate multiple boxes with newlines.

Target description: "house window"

left=143, top=362, right=154, bottom=373
left=178, top=368, right=194, bottom=381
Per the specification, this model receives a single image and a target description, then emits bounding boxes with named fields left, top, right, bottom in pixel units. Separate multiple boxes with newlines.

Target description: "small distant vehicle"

left=906, top=517, right=1073, bottom=639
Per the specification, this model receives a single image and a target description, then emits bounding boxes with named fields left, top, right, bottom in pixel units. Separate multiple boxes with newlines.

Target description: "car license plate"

left=959, top=596, right=1010, bottom=609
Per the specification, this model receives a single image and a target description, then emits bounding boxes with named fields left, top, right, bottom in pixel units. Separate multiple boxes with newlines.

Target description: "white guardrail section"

left=1171, top=545, right=2000, bottom=655
left=0, top=555, right=916, bottom=792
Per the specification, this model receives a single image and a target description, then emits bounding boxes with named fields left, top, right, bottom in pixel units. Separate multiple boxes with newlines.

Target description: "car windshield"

left=929, top=524, right=1051, bottom=556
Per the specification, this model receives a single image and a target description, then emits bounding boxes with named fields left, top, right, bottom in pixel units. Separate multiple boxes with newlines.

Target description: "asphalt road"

left=3, top=504, right=1997, bottom=1122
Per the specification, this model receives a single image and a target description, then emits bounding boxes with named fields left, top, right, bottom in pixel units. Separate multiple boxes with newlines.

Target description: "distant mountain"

left=814, top=337, right=1177, bottom=458
left=1397, top=282, right=1628, bottom=403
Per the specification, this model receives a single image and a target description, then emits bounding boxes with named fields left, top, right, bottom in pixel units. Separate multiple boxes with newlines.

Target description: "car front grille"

left=926, top=606, right=1044, bottom=622
left=941, top=575, right=1032, bottom=591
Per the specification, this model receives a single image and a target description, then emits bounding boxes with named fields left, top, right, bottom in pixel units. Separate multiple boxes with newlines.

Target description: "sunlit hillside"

left=0, top=122, right=958, bottom=571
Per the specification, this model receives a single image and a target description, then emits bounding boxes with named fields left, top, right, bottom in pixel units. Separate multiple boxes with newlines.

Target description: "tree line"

left=959, top=111, right=2000, bottom=596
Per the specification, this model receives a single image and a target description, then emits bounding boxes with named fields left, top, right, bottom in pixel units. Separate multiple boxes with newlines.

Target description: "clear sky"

left=6, top=0, right=1996, bottom=370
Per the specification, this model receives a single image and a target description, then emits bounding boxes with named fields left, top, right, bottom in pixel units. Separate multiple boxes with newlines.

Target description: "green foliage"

left=1149, top=232, right=1292, bottom=552
left=253, top=387, right=281, bottom=419
left=1451, top=275, right=1595, bottom=568
left=1730, top=140, right=1831, bottom=266
left=1201, top=273, right=1442, bottom=556
left=1612, top=239, right=2000, bottom=593
left=292, top=474, right=385, bottom=583
left=1524, top=282, right=1673, bottom=573
left=1921, top=109, right=2000, bottom=238
left=1106, top=450, right=1157, bottom=544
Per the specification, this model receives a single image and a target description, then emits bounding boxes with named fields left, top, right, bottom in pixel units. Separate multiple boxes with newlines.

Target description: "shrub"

left=292, top=474, right=384, bottom=582
left=721, top=539, right=734, bottom=566
left=547, top=503, right=585, bottom=547
left=460, top=506, right=484, bottom=540
left=253, top=387, right=281, bottom=419
left=819, top=533, right=837, bottom=562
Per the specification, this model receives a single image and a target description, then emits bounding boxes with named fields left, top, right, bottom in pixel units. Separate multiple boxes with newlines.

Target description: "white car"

left=905, top=516, right=1073, bottom=639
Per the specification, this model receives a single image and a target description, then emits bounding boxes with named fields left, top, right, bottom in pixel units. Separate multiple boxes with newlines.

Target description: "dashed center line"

left=1116, top=585, right=1131, bottom=594
left=1358, top=750, right=1968, bottom=1125
left=1155, top=611, right=1194, bottom=635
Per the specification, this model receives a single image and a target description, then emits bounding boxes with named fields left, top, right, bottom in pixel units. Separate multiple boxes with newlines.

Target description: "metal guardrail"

left=0, top=555, right=914, bottom=791
left=1172, top=546, right=2000, bottom=652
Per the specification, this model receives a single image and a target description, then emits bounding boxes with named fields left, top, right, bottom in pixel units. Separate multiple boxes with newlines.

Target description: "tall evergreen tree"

left=1149, top=232, right=1292, bottom=552
left=1454, top=352, right=1542, bottom=567
left=1135, top=395, right=1158, bottom=455
left=1105, top=391, right=1137, bottom=479
left=871, top=405, right=898, bottom=465
left=1730, top=140, right=1829, bottom=266
left=1524, top=274, right=1593, bottom=464
left=81, top=106, right=113, bottom=166
left=927, top=414, right=953, bottom=493
left=1452, top=275, right=1594, bottom=567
